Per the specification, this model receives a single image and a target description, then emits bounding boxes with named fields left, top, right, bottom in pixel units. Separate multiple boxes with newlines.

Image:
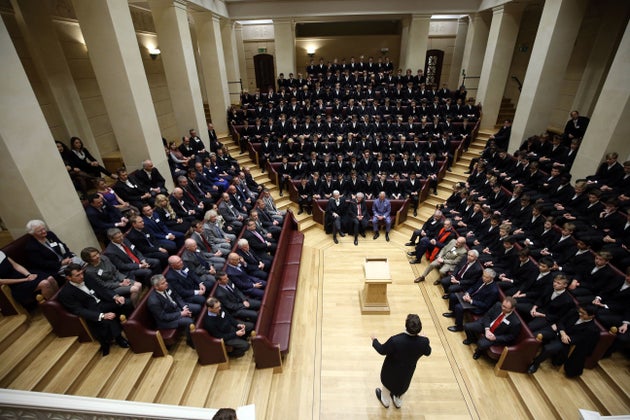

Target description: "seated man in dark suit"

left=463, top=297, right=521, bottom=360
left=409, top=219, right=456, bottom=265
left=85, top=194, right=128, bottom=241
left=443, top=268, right=499, bottom=332
left=348, top=192, right=369, bottom=246
left=58, top=263, right=129, bottom=356
left=165, top=256, right=213, bottom=307
left=242, top=219, right=277, bottom=255
left=112, top=168, right=152, bottom=209
left=213, top=271, right=260, bottom=323
left=181, top=238, right=221, bottom=286
left=521, top=274, right=575, bottom=333
left=134, top=159, right=168, bottom=197
left=104, top=228, right=160, bottom=284
left=528, top=304, right=600, bottom=377
left=140, top=204, right=185, bottom=250
left=147, top=274, right=196, bottom=347
left=203, top=297, right=253, bottom=358
left=126, top=216, right=172, bottom=267
left=235, top=238, right=270, bottom=280
left=438, top=249, right=483, bottom=298
left=225, top=253, right=266, bottom=299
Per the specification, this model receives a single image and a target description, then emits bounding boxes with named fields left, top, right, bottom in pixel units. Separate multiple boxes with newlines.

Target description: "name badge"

left=155, top=218, right=160, bottom=223
left=97, top=269, right=104, bottom=276
left=183, top=267, right=189, bottom=274
left=146, top=234, right=151, bottom=238
left=49, top=242, right=58, bottom=247
left=503, top=319, right=510, bottom=325
left=130, top=244, right=135, bottom=250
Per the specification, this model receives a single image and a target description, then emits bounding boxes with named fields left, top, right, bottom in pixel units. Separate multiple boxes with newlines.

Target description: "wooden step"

left=207, top=355, right=256, bottom=409
left=99, top=352, right=153, bottom=400
left=248, top=367, right=275, bottom=417
left=0, top=320, right=52, bottom=386
left=70, top=346, right=129, bottom=397
left=579, top=368, right=630, bottom=415
left=130, top=355, right=174, bottom=403
left=8, top=336, right=78, bottom=391
left=155, top=358, right=198, bottom=405
left=507, top=372, right=558, bottom=419
left=0, top=314, right=28, bottom=354
left=38, top=341, right=101, bottom=394
left=180, top=364, right=220, bottom=407
left=596, top=354, right=630, bottom=402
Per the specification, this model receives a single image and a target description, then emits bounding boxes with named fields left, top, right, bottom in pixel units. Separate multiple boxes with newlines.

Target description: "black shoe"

left=409, top=259, right=420, bottom=264
left=442, top=312, right=454, bottom=318
left=187, top=339, right=195, bottom=349
left=433, top=279, right=441, bottom=285
left=527, top=363, right=539, bottom=374
left=433, top=190, right=438, bottom=195
left=333, top=236, right=339, bottom=244
left=414, top=276, right=425, bottom=283
left=462, top=339, right=473, bottom=345
left=375, top=388, right=389, bottom=408
left=385, top=233, right=390, bottom=242
left=447, top=325, right=463, bottom=332
left=339, top=232, right=346, bottom=237
left=442, top=294, right=449, bottom=299
left=101, top=343, right=110, bottom=356
left=354, top=238, right=358, bottom=246
left=298, top=209, right=304, bottom=215
left=373, top=232, right=380, bottom=240
left=360, top=232, right=366, bottom=238
left=472, top=351, right=481, bottom=360
left=279, top=191, right=283, bottom=196
left=115, top=336, right=130, bottom=348
left=464, top=170, right=471, bottom=174
left=307, top=208, right=312, bottom=215
left=405, top=241, right=415, bottom=246
left=406, top=251, right=415, bottom=256
left=413, top=210, right=417, bottom=217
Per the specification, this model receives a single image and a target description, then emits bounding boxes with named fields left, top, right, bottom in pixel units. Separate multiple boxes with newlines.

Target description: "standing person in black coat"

left=371, top=314, right=431, bottom=409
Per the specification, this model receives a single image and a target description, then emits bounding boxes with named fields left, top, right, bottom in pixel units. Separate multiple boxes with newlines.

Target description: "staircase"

left=497, top=97, right=516, bottom=124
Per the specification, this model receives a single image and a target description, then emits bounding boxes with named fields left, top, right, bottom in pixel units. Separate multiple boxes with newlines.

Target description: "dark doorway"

left=424, top=49, right=444, bottom=87
left=254, top=54, right=275, bottom=91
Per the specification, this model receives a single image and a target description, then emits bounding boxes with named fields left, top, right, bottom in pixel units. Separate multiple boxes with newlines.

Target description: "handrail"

left=511, top=75, right=522, bottom=92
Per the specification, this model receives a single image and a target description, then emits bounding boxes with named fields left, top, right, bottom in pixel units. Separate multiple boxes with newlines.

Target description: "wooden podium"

left=359, top=257, right=392, bottom=314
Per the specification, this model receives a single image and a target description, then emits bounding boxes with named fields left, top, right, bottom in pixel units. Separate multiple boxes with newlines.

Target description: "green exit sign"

left=258, top=47, right=267, bottom=53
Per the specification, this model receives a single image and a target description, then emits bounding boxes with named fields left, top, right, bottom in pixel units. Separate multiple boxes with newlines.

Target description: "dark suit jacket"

left=226, top=264, right=263, bottom=292
left=203, top=310, right=240, bottom=341
left=104, top=240, right=146, bottom=274
left=242, top=229, right=270, bottom=254
left=147, top=288, right=186, bottom=329
left=133, top=168, right=167, bottom=192
left=479, top=302, right=521, bottom=345
left=113, top=179, right=148, bottom=207
left=24, top=232, right=74, bottom=275
left=126, top=228, right=163, bottom=255
left=534, top=289, right=576, bottom=324
left=85, top=204, right=123, bottom=236
left=58, top=282, right=117, bottom=323
left=465, top=280, right=499, bottom=314
left=214, top=281, right=249, bottom=314
left=165, top=267, right=204, bottom=301
left=452, top=260, right=483, bottom=289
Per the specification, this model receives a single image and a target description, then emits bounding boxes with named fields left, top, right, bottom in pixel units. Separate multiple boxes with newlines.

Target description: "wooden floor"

left=0, top=133, right=629, bottom=419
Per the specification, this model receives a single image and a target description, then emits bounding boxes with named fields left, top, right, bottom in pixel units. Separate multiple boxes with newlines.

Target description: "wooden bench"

left=189, top=285, right=230, bottom=367
left=312, top=198, right=410, bottom=230
left=37, top=286, right=94, bottom=343
left=251, top=210, right=304, bottom=370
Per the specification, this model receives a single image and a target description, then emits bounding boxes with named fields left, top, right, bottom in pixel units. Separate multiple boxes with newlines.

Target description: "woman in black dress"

left=68, top=136, right=116, bottom=179
left=0, top=250, right=58, bottom=307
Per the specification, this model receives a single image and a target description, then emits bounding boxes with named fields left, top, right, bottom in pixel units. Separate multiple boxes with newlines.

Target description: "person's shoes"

left=447, top=167, right=452, bottom=172
left=373, top=232, right=380, bottom=240
left=472, top=351, right=481, bottom=360
left=447, top=325, right=463, bottom=332
left=100, top=343, right=110, bottom=356
left=433, top=190, right=438, bottom=195
left=433, top=279, right=440, bottom=285
left=385, top=233, right=390, bottom=242
left=279, top=191, right=283, bottom=196
left=413, top=210, right=417, bottom=217
left=442, top=312, right=455, bottom=318
left=375, top=388, right=389, bottom=409
left=186, top=339, right=195, bottom=349
left=298, top=209, right=304, bottom=215
left=407, top=251, right=415, bottom=256
left=360, top=232, right=366, bottom=238
left=464, top=170, right=471, bottom=174
left=306, top=208, right=312, bottom=215
left=409, top=259, right=420, bottom=264
left=354, top=238, right=358, bottom=246
left=115, top=336, right=130, bottom=348
left=462, top=339, right=473, bottom=345
left=527, top=363, right=539, bottom=374
left=391, top=393, right=402, bottom=409
left=414, top=276, right=425, bottom=283
left=442, top=294, right=449, bottom=299
left=333, top=236, right=339, bottom=244
left=405, top=241, right=415, bottom=246
left=339, top=232, right=346, bottom=237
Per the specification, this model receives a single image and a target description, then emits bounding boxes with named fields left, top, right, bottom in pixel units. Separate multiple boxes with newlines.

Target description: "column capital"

left=273, top=17, right=295, bottom=26
left=173, top=0, right=188, bottom=10
left=492, top=2, right=525, bottom=15
left=410, top=14, right=432, bottom=22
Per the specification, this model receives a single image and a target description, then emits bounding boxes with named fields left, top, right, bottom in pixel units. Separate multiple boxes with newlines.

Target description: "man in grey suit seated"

left=147, top=274, right=196, bottom=347
left=181, top=238, right=222, bottom=286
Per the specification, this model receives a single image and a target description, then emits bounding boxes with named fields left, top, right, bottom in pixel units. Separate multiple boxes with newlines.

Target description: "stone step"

left=0, top=318, right=52, bottom=386
left=130, top=355, right=175, bottom=403
left=579, top=367, right=630, bottom=415
left=39, top=341, right=101, bottom=394
left=247, top=367, right=275, bottom=418
left=180, top=363, right=220, bottom=407
left=100, top=352, right=153, bottom=401
left=596, top=354, right=630, bottom=402
left=155, top=358, right=199, bottom=405
left=507, top=372, right=557, bottom=419
left=0, top=314, right=28, bottom=354
left=70, top=346, right=129, bottom=397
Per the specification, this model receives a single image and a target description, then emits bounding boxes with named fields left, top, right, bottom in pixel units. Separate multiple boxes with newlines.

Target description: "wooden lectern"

left=359, top=257, right=392, bottom=314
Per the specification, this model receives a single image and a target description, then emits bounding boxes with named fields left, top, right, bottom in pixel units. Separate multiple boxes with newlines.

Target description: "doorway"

left=254, top=54, right=275, bottom=91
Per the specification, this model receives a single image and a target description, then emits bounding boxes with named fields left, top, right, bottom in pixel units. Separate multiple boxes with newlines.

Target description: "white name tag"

left=49, top=242, right=58, bottom=247
left=130, top=244, right=135, bottom=250
left=97, top=269, right=104, bottom=276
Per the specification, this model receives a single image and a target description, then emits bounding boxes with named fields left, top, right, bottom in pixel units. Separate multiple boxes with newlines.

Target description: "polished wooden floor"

left=0, top=134, right=628, bottom=419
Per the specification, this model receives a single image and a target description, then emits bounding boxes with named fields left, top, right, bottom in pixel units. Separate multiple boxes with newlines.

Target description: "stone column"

left=570, top=22, right=630, bottom=180
left=0, top=16, right=97, bottom=248
left=508, top=0, right=588, bottom=152
left=476, top=4, right=524, bottom=130
left=234, top=23, right=248, bottom=94
left=460, top=12, right=490, bottom=89
left=447, top=17, right=469, bottom=89
left=193, top=12, right=230, bottom=136
left=150, top=0, right=209, bottom=145
left=400, top=15, right=431, bottom=72
left=273, top=18, right=296, bottom=76
left=221, top=18, right=241, bottom=105
left=571, top=1, right=630, bottom=116
left=72, top=0, right=172, bottom=186
left=11, top=0, right=100, bottom=160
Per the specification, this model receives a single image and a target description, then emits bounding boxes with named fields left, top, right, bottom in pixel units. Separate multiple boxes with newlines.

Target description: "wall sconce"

left=380, top=47, right=389, bottom=55
left=306, top=46, right=316, bottom=58
left=148, top=47, right=161, bottom=60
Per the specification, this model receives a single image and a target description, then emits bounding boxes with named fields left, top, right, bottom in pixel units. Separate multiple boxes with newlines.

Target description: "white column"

left=273, top=18, right=296, bottom=76
left=193, top=12, right=230, bottom=137
left=150, top=0, right=209, bottom=145
left=0, top=16, right=97, bottom=248
left=234, top=23, right=248, bottom=94
left=460, top=12, right=490, bottom=88
left=221, top=19, right=240, bottom=93
left=571, top=22, right=630, bottom=180
left=11, top=0, right=100, bottom=160
left=571, top=1, right=630, bottom=116
left=447, top=17, right=469, bottom=89
left=509, top=0, right=588, bottom=152
left=476, top=4, right=524, bottom=130
left=400, top=15, right=431, bottom=72
left=72, top=0, right=172, bottom=187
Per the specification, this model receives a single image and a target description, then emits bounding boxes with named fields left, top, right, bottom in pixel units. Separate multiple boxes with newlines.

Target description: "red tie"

left=122, top=244, right=141, bottom=264
left=490, top=313, right=505, bottom=333
left=200, top=235, right=213, bottom=252
left=457, top=263, right=470, bottom=279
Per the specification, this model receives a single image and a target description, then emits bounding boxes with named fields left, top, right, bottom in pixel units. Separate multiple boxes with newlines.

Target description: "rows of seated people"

left=401, top=136, right=630, bottom=373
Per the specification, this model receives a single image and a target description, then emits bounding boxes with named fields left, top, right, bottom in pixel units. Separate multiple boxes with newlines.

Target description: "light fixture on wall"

left=148, top=47, right=161, bottom=60
left=306, top=46, right=316, bottom=58
left=380, top=47, right=389, bottom=56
